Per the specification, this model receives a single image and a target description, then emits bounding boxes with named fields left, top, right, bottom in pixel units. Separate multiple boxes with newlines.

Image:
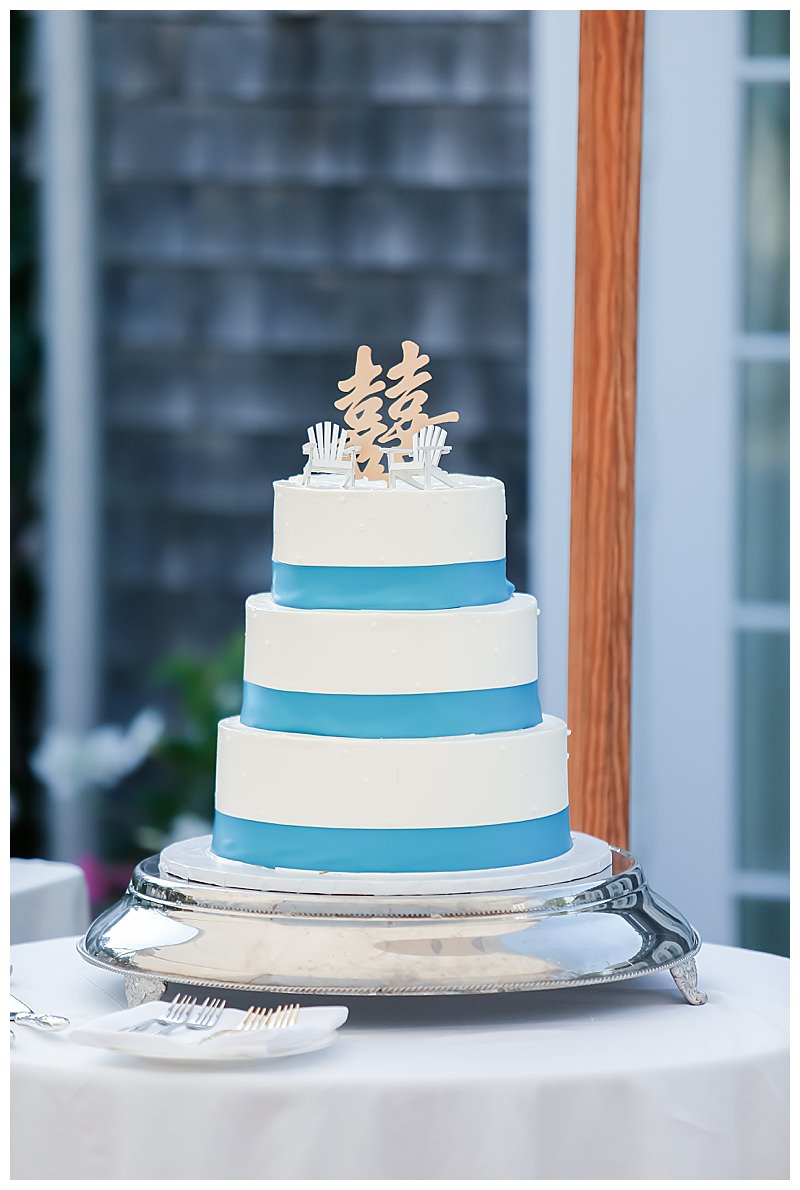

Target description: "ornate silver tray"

left=79, top=840, right=707, bottom=1007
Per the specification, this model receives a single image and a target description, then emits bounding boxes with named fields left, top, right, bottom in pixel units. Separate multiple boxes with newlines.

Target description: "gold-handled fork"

left=200, top=1002, right=300, bottom=1042
left=239, top=1003, right=301, bottom=1031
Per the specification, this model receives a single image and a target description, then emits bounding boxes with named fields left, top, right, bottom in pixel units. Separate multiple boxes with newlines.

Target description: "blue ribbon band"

left=212, top=806, right=572, bottom=873
left=241, top=679, right=542, bottom=739
left=271, top=558, right=514, bottom=611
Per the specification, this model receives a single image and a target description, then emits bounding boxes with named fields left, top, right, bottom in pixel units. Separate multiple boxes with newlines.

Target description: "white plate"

left=68, top=1002, right=348, bottom=1063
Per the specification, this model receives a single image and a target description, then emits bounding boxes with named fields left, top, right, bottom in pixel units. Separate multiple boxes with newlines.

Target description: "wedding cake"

left=210, top=342, right=572, bottom=876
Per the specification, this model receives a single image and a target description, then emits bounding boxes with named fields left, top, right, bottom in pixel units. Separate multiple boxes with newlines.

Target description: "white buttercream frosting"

left=272, top=474, right=507, bottom=567
left=243, top=593, right=538, bottom=695
left=214, top=714, right=569, bottom=830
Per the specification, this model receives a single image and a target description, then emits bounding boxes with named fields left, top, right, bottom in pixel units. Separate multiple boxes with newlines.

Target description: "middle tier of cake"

left=241, top=592, right=542, bottom=739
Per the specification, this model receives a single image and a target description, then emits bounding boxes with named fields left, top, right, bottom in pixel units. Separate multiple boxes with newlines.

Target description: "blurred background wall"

left=10, top=10, right=789, bottom=954
left=93, top=10, right=530, bottom=725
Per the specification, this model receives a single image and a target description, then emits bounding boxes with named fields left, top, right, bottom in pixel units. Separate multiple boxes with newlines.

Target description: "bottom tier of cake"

left=211, top=714, right=571, bottom=873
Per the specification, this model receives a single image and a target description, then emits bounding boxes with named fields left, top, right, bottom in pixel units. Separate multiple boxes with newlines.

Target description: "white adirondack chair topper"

left=385, top=425, right=454, bottom=489
left=302, top=421, right=357, bottom=487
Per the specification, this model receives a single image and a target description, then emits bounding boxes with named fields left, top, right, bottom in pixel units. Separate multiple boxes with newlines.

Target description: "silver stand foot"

left=670, top=957, right=708, bottom=1005
left=124, top=972, right=167, bottom=1008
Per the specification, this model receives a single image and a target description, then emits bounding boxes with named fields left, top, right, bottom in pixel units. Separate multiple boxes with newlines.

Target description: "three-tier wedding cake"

left=83, top=344, right=704, bottom=1005
left=210, top=342, right=573, bottom=877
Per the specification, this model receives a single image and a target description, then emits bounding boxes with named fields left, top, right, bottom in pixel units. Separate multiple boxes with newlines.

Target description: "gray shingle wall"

left=94, top=10, right=530, bottom=719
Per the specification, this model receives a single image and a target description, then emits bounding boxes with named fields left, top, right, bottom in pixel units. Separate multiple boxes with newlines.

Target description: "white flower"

left=29, top=731, right=86, bottom=802
left=126, top=708, right=164, bottom=759
left=30, top=708, right=165, bottom=802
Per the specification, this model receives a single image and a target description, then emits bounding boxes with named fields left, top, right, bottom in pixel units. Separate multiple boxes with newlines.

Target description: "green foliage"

left=146, top=633, right=244, bottom=830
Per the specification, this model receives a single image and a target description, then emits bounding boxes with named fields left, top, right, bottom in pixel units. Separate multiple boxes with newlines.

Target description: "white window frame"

left=528, top=11, right=579, bottom=725
left=38, top=11, right=100, bottom=859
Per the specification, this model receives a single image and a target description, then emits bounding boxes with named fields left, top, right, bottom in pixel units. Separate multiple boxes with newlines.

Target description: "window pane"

left=747, top=11, right=790, bottom=57
left=744, top=84, right=789, bottom=332
left=739, top=897, right=789, bottom=957
left=738, top=631, right=789, bottom=871
left=739, top=361, right=789, bottom=602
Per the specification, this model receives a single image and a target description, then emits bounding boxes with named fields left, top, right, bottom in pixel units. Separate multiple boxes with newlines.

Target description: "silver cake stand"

left=78, top=836, right=707, bottom=1007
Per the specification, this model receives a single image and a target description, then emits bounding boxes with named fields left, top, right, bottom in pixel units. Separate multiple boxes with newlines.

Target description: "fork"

left=185, top=998, right=226, bottom=1032
left=124, top=994, right=197, bottom=1034
left=200, top=1002, right=300, bottom=1042
left=240, top=1003, right=301, bottom=1031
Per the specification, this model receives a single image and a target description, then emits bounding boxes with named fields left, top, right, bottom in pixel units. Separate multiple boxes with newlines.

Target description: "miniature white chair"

left=302, top=422, right=358, bottom=487
left=385, top=425, right=454, bottom=490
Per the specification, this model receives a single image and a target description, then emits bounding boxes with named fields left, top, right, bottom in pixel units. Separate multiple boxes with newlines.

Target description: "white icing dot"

left=358, top=522, right=366, bottom=530
left=370, top=620, right=378, bottom=629
left=566, top=728, right=572, bottom=736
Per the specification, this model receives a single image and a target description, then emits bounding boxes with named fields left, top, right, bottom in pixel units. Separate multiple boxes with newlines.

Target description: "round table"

left=10, top=858, right=90, bottom=945
left=10, top=937, right=788, bottom=1180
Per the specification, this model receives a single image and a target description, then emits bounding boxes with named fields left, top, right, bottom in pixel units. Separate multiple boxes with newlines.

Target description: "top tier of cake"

left=272, top=474, right=512, bottom=611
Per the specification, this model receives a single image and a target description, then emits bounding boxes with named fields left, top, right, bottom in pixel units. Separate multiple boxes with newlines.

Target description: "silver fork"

left=185, top=998, right=226, bottom=1032
left=125, top=994, right=197, bottom=1034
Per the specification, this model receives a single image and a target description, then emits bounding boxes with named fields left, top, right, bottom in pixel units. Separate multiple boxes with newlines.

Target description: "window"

left=734, top=10, right=789, bottom=953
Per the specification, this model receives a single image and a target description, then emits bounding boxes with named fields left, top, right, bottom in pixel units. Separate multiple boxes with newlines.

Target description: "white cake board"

left=159, top=833, right=612, bottom=896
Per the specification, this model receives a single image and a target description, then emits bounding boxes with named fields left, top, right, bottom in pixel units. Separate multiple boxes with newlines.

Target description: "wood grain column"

left=567, top=11, right=644, bottom=848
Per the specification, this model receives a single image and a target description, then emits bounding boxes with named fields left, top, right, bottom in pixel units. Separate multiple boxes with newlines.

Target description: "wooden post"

left=567, top=11, right=645, bottom=848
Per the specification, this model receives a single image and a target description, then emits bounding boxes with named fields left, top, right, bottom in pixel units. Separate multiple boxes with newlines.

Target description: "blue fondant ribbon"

left=241, top=679, right=542, bottom=738
left=212, top=806, right=572, bottom=873
left=271, top=558, right=514, bottom=611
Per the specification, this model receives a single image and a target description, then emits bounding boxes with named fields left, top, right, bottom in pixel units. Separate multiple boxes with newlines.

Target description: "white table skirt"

left=10, top=859, right=90, bottom=945
left=10, top=936, right=788, bottom=1180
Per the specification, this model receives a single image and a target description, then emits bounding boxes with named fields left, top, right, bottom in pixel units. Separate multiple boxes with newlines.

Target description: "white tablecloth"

left=10, top=859, right=90, bottom=945
left=10, top=937, right=788, bottom=1180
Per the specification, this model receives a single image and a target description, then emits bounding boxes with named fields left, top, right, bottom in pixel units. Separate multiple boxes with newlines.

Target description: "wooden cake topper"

left=379, top=340, right=459, bottom=456
left=335, top=341, right=459, bottom=480
left=334, top=346, right=389, bottom=482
